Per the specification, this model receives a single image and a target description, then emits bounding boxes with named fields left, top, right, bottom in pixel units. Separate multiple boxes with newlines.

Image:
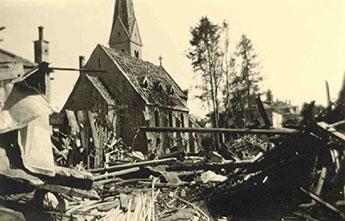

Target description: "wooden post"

left=77, top=110, right=90, bottom=169
left=325, top=81, right=331, bottom=107
left=88, top=111, right=102, bottom=168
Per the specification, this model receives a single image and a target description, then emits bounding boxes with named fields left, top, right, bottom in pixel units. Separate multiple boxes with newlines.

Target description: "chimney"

left=79, top=56, right=85, bottom=75
left=34, top=26, right=49, bottom=63
left=33, top=26, right=51, bottom=102
left=38, top=26, right=43, bottom=41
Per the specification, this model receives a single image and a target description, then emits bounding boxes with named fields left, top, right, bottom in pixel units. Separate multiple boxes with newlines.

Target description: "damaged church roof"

left=99, top=44, right=189, bottom=111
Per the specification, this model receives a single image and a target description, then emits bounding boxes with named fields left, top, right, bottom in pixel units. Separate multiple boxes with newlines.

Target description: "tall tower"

left=109, top=0, right=143, bottom=59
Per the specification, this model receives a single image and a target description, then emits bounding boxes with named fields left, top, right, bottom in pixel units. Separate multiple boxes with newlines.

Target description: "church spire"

left=109, top=0, right=143, bottom=59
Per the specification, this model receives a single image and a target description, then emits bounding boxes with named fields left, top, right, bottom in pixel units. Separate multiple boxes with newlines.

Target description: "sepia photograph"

left=0, top=0, right=345, bottom=220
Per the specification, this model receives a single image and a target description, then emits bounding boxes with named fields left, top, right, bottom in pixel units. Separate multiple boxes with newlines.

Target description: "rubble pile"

left=187, top=101, right=345, bottom=219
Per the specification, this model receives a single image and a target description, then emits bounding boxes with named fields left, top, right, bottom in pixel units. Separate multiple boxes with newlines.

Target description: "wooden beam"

left=138, top=181, right=185, bottom=188
left=300, top=188, right=345, bottom=219
left=88, top=111, right=102, bottom=168
left=318, top=122, right=345, bottom=142
left=38, top=184, right=100, bottom=200
left=93, top=167, right=140, bottom=181
left=140, top=127, right=296, bottom=135
left=255, top=96, right=271, bottom=128
left=48, top=67, right=108, bottom=73
left=88, top=157, right=178, bottom=173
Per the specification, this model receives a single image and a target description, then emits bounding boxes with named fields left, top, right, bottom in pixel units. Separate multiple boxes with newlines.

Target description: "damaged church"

left=54, top=0, right=198, bottom=168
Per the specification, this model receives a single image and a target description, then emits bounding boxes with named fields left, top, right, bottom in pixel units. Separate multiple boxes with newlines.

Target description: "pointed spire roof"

left=111, top=0, right=136, bottom=38
left=109, top=0, right=143, bottom=56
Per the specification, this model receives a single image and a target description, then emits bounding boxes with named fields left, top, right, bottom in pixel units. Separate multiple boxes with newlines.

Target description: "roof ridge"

left=0, top=47, right=37, bottom=66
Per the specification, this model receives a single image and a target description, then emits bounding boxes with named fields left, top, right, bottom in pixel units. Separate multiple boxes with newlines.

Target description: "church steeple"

left=109, top=0, right=143, bottom=59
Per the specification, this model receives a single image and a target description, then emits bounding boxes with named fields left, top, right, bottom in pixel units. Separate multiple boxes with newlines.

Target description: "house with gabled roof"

left=62, top=0, right=191, bottom=158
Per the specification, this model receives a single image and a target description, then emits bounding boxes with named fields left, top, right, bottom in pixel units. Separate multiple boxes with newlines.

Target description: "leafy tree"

left=187, top=16, right=224, bottom=130
left=227, top=34, right=262, bottom=128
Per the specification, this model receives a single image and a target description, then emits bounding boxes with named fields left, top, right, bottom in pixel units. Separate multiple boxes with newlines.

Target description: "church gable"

left=85, top=45, right=146, bottom=106
left=63, top=75, right=114, bottom=111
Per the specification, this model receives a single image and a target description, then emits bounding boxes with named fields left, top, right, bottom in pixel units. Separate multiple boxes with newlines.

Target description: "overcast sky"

left=1, top=0, right=344, bottom=117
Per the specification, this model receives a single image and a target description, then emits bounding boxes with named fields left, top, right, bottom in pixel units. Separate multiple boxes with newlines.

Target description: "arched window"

left=154, top=110, right=160, bottom=127
left=168, top=112, right=173, bottom=127
left=181, top=113, right=185, bottom=128
left=134, top=50, right=139, bottom=58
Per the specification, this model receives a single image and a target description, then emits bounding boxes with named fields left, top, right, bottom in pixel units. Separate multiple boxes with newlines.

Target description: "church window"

left=98, top=58, right=101, bottom=68
left=181, top=113, right=185, bottom=128
left=154, top=81, right=163, bottom=92
left=154, top=110, right=160, bottom=127
left=167, top=85, right=174, bottom=95
left=141, top=77, right=149, bottom=88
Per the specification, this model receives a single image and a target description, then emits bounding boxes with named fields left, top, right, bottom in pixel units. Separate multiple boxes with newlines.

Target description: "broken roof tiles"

left=100, top=45, right=189, bottom=111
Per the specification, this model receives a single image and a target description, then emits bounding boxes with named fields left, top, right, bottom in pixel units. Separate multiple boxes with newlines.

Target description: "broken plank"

left=38, top=184, right=100, bottom=200
left=294, top=212, right=320, bottom=221
left=138, top=181, right=186, bottom=188
left=113, top=178, right=151, bottom=186
left=166, top=160, right=252, bottom=172
left=300, top=187, right=345, bottom=219
left=93, top=177, right=122, bottom=186
left=93, top=167, right=140, bottom=181
left=88, top=157, right=178, bottom=173
left=318, top=122, right=345, bottom=142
